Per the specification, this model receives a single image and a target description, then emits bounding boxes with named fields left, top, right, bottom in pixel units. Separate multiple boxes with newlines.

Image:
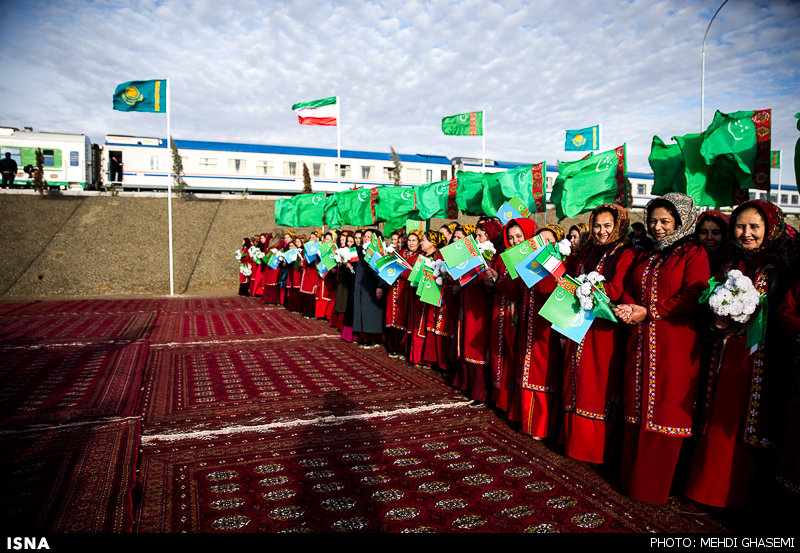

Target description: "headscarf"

left=729, top=200, right=784, bottom=259
left=424, top=229, right=448, bottom=250
left=408, top=229, right=424, bottom=241
left=446, top=222, right=459, bottom=235
left=646, top=192, right=698, bottom=251
left=258, top=232, right=273, bottom=252
left=537, top=224, right=566, bottom=243
left=477, top=216, right=504, bottom=243
left=589, top=204, right=630, bottom=247
left=461, top=224, right=476, bottom=237
left=503, top=218, right=538, bottom=249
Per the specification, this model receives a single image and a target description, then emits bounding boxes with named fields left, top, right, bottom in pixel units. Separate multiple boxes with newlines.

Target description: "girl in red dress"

left=410, top=230, right=452, bottom=369
left=249, top=232, right=272, bottom=297
left=299, top=232, right=321, bottom=318
left=685, top=200, right=787, bottom=508
left=562, top=204, right=635, bottom=463
left=613, top=192, right=710, bottom=504
left=385, top=230, right=420, bottom=357
left=237, top=237, right=253, bottom=296
left=317, top=231, right=338, bottom=320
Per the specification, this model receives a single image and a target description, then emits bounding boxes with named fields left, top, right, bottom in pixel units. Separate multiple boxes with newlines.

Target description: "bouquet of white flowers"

left=707, top=269, right=762, bottom=324
left=575, top=271, right=606, bottom=311
left=250, top=248, right=266, bottom=263
left=234, top=249, right=243, bottom=261
left=556, top=239, right=572, bottom=257
left=477, top=240, right=496, bottom=261
left=239, top=264, right=252, bottom=277
left=431, top=259, right=446, bottom=285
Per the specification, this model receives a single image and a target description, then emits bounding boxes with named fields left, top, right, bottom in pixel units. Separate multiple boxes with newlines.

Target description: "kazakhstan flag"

left=565, top=125, right=600, bottom=151
left=113, top=79, right=167, bottom=113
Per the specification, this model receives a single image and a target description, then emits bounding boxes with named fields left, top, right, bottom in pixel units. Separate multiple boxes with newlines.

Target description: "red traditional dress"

left=262, top=252, right=282, bottom=305
left=299, top=255, right=320, bottom=317
left=385, top=248, right=419, bottom=355
left=562, top=205, right=635, bottom=463
left=686, top=200, right=785, bottom=507
left=620, top=193, right=710, bottom=504
left=317, top=265, right=337, bottom=321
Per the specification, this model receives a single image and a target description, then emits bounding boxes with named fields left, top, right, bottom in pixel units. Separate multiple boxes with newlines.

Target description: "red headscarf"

left=503, top=218, right=538, bottom=249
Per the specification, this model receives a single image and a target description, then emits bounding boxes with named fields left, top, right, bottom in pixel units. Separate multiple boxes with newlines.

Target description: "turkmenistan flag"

left=336, top=188, right=375, bottom=226
left=113, top=80, right=167, bottom=113
left=417, top=179, right=457, bottom=220
left=376, top=187, right=418, bottom=234
left=771, top=150, right=781, bottom=169
left=649, top=135, right=687, bottom=197
left=275, top=198, right=296, bottom=226
left=291, top=96, right=338, bottom=126
left=539, top=276, right=595, bottom=343
left=674, top=132, right=736, bottom=207
left=294, top=193, right=326, bottom=226
left=550, top=145, right=627, bottom=220
left=324, top=194, right=341, bottom=228
left=481, top=163, right=546, bottom=217
left=456, top=171, right=484, bottom=216
left=442, top=111, right=483, bottom=136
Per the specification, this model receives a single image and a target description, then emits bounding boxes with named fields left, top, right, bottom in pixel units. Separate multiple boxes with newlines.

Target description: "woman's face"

left=323, top=234, right=332, bottom=243
left=568, top=229, right=581, bottom=247
left=592, top=212, right=615, bottom=245
left=453, top=229, right=466, bottom=241
left=697, top=220, right=723, bottom=254
left=283, top=233, right=292, bottom=243
left=648, top=206, right=676, bottom=240
left=506, top=225, right=526, bottom=247
left=407, top=234, right=420, bottom=251
left=346, top=236, right=355, bottom=248
left=475, top=228, right=489, bottom=244
left=421, top=235, right=436, bottom=254
left=260, top=235, right=267, bottom=244
left=439, top=226, right=452, bottom=241
left=354, top=232, right=363, bottom=246
left=391, top=234, right=399, bottom=248
left=294, top=238, right=303, bottom=248
left=733, top=207, right=765, bottom=250
left=363, top=230, right=373, bottom=245
left=538, top=230, right=557, bottom=245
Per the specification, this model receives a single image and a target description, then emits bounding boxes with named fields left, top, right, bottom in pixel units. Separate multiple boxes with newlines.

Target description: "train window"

left=256, top=160, right=273, bottom=175
left=546, top=177, right=554, bottom=191
left=229, top=159, right=246, bottom=174
left=284, top=161, right=298, bottom=176
left=749, top=191, right=758, bottom=200
left=150, top=155, right=160, bottom=170
left=793, top=195, right=798, bottom=205
left=406, top=168, right=421, bottom=182
left=426, top=169, right=433, bottom=183
left=637, top=183, right=646, bottom=195
left=200, top=158, right=217, bottom=170
left=312, top=163, right=325, bottom=177
left=43, top=149, right=55, bottom=166
left=383, top=167, right=393, bottom=180
left=781, top=194, right=789, bottom=204
left=441, top=169, right=448, bottom=181
left=361, top=166, right=374, bottom=179
left=770, top=194, right=777, bottom=202
left=335, top=164, right=350, bottom=178
left=2, top=148, right=21, bottom=165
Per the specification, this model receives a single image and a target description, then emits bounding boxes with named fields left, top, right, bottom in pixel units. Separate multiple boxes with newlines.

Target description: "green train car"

left=0, top=127, right=94, bottom=189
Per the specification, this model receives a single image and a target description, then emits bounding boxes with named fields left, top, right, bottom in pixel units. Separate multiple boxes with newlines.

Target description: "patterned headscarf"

left=646, top=192, right=698, bottom=251
left=460, top=224, right=477, bottom=236
left=729, top=200, right=784, bottom=258
left=589, top=204, right=630, bottom=247
left=424, top=230, right=448, bottom=249
left=537, top=224, right=566, bottom=243
left=408, top=229, right=424, bottom=241
left=503, top=218, right=538, bottom=249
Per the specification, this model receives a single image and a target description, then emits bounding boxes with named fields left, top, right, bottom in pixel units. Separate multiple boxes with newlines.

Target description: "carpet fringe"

left=0, top=415, right=141, bottom=436
left=141, top=400, right=472, bottom=444
left=150, top=333, right=339, bottom=349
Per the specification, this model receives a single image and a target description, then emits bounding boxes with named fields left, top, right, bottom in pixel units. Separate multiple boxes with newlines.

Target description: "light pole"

left=701, top=0, right=730, bottom=129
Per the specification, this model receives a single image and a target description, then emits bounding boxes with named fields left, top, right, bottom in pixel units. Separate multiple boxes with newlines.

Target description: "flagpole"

left=701, top=0, right=730, bottom=129
left=778, top=150, right=783, bottom=207
left=337, top=96, right=341, bottom=190
left=598, top=123, right=603, bottom=151
left=166, top=78, right=175, bottom=297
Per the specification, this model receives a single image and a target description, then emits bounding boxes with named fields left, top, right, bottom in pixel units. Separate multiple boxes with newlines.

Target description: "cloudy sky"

left=1, top=0, right=798, bottom=185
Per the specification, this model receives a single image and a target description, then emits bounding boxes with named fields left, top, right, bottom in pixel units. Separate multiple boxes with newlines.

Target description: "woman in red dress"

left=483, top=218, right=537, bottom=416
left=694, top=210, right=731, bottom=278
left=685, top=200, right=787, bottom=508
left=453, top=217, right=504, bottom=406
left=514, top=224, right=567, bottom=438
left=385, top=230, right=420, bottom=357
left=284, top=235, right=305, bottom=312
left=317, top=231, right=338, bottom=321
left=562, top=204, right=635, bottom=463
left=237, top=237, right=253, bottom=296
left=299, top=232, right=321, bottom=318
left=410, top=230, right=452, bottom=369
left=263, top=232, right=291, bottom=305
left=613, top=192, right=710, bottom=504
left=249, top=232, right=271, bottom=297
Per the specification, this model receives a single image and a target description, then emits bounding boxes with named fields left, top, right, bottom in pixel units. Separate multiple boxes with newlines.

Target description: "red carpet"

left=161, top=297, right=271, bottom=312
left=136, top=408, right=723, bottom=533
left=0, top=300, right=36, bottom=315
left=146, top=309, right=333, bottom=344
left=138, top=339, right=460, bottom=434
left=10, top=298, right=167, bottom=315
left=0, top=312, right=156, bottom=345
left=0, top=418, right=140, bottom=533
left=0, top=340, right=148, bottom=426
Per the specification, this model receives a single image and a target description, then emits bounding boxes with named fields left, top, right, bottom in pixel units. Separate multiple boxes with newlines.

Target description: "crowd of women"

left=235, top=192, right=799, bottom=510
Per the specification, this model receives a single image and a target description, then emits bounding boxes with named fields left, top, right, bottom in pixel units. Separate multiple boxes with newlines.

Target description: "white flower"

left=586, top=271, right=605, bottom=285
left=435, top=276, right=443, bottom=285
left=234, top=250, right=243, bottom=261
left=385, top=244, right=396, bottom=254
left=239, top=264, right=252, bottom=277
left=557, top=239, right=572, bottom=256
left=708, top=270, right=763, bottom=323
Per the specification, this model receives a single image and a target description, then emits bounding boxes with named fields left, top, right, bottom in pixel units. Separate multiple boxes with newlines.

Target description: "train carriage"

left=0, top=127, right=93, bottom=189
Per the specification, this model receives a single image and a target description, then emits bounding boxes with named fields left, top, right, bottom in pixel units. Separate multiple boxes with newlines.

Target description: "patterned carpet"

left=10, top=298, right=167, bottom=315
left=0, top=311, right=156, bottom=345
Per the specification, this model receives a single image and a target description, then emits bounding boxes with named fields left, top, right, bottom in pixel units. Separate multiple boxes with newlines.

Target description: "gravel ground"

left=5, top=192, right=786, bottom=298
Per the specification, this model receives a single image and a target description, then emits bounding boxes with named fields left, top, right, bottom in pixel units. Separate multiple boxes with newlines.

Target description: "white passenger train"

left=1, top=125, right=796, bottom=215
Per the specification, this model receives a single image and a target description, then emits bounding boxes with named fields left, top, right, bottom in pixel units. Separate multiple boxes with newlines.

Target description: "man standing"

left=109, top=155, right=123, bottom=182
left=0, top=152, right=18, bottom=187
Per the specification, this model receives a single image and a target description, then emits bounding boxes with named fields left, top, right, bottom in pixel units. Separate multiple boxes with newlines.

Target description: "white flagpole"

left=778, top=150, right=783, bottom=207
left=166, top=78, right=175, bottom=296
left=337, top=96, right=341, bottom=190
left=598, top=123, right=603, bottom=152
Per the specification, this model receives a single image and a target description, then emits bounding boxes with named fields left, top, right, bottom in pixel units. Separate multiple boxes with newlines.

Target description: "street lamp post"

left=701, top=0, right=730, bottom=129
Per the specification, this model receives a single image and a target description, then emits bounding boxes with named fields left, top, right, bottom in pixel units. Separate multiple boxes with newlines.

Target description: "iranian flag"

left=292, top=96, right=338, bottom=126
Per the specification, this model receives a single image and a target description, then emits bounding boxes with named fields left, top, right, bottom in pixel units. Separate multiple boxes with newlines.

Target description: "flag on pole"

left=481, top=163, right=547, bottom=217
left=550, top=145, right=627, bottom=220
left=113, top=79, right=167, bottom=113
left=291, top=96, right=338, bottom=126
left=376, top=187, right=418, bottom=235
left=442, top=111, right=484, bottom=136
left=565, top=125, right=600, bottom=151
left=771, top=150, right=781, bottom=169
left=294, top=193, right=326, bottom=226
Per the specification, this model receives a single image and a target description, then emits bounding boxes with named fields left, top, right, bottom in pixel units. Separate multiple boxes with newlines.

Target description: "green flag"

left=275, top=198, right=296, bottom=226
left=442, top=111, right=483, bottom=136
left=456, top=171, right=484, bottom=216
left=674, top=131, right=736, bottom=207
left=417, top=179, right=457, bottom=220
left=324, top=193, right=341, bottom=228
left=336, top=188, right=375, bottom=226
left=113, top=79, right=167, bottom=113
left=294, top=193, right=326, bottom=226
left=649, top=135, right=687, bottom=196
left=550, top=145, right=627, bottom=220
left=376, top=187, right=418, bottom=234
left=480, top=163, right=547, bottom=216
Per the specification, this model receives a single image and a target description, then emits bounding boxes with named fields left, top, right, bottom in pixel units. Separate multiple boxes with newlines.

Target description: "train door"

left=91, top=144, right=103, bottom=189
left=108, top=150, right=123, bottom=183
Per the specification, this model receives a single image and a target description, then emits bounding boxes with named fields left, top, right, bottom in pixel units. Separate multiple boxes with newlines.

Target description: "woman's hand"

left=613, top=303, right=647, bottom=324
left=484, top=268, right=498, bottom=284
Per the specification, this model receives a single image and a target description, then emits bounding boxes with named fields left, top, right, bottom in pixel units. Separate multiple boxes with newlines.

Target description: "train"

left=1, top=125, right=797, bottom=214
